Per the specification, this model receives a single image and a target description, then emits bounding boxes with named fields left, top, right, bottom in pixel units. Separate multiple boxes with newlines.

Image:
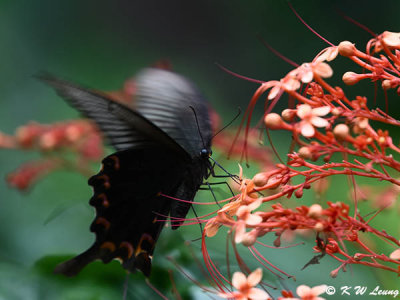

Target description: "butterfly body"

left=41, top=68, right=212, bottom=276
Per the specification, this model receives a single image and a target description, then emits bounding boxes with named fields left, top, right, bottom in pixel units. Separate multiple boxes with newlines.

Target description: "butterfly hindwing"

left=54, top=147, right=186, bottom=276
left=169, top=155, right=211, bottom=228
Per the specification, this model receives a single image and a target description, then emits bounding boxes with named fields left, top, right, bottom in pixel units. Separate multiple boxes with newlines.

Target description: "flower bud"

left=281, top=109, right=296, bottom=122
left=298, top=146, right=312, bottom=160
left=40, top=132, right=57, bottom=150
left=354, top=253, right=363, bottom=261
left=331, top=107, right=342, bottom=116
left=338, top=41, right=356, bottom=56
left=308, top=204, right=323, bottom=218
left=330, top=268, right=339, bottom=278
left=294, top=189, right=303, bottom=198
left=273, top=235, right=281, bottom=247
left=248, top=192, right=259, bottom=199
left=314, top=222, right=324, bottom=232
left=342, top=72, right=360, bottom=85
left=264, top=113, right=283, bottom=129
left=253, top=173, right=268, bottom=187
left=16, top=125, right=40, bottom=148
left=265, top=176, right=281, bottom=189
left=333, top=124, right=349, bottom=140
left=382, top=79, right=392, bottom=90
left=65, top=124, right=83, bottom=142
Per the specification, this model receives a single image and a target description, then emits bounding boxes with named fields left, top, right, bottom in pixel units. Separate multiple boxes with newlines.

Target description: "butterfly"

left=39, top=68, right=213, bottom=276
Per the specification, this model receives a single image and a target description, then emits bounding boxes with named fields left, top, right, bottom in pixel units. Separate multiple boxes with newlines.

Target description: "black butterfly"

left=39, top=68, right=212, bottom=276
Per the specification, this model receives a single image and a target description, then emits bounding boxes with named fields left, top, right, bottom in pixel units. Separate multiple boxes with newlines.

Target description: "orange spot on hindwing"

left=91, top=217, right=110, bottom=232
left=100, top=241, right=116, bottom=252
left=90, top=193, right=110, bottom=207
left=108, top=155, right=120, bottom=170
left=119, top=242, right=134, bottom=259
left=134, top=233, right=155, bottom=258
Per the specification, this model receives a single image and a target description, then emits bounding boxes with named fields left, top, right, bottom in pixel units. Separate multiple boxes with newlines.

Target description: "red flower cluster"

left=1, top=120, right=103, bottom=190
left=199, top=30, right=400, bottom=299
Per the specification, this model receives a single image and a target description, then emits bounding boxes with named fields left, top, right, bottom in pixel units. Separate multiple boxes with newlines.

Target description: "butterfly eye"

left=200, top=148, right=210, bottom=157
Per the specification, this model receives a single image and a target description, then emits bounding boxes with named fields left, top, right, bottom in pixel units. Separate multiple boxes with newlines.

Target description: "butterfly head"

left=200, top=147, right=212, bottom=158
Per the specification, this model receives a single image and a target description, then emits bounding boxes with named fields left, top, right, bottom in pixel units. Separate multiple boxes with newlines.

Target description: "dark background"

left=0, top=1, right=399, bottom=299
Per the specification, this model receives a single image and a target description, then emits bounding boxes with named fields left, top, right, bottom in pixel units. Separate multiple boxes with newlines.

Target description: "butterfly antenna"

left=189, top=106, right=239, bottom=183
left=189, top=105, right=207, bottom=150
left=211, top=107, right=241, bottom=140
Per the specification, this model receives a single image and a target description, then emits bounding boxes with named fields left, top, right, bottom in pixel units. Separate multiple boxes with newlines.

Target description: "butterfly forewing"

left=134, top=68, right=212, bottom=158
left=38, top=73, right=190, bottom=159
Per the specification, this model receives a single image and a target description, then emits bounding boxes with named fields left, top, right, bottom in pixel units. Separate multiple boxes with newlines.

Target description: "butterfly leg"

left=208, top=157, right=240, bottom=181
left=200, top=180, right=235, bottom=198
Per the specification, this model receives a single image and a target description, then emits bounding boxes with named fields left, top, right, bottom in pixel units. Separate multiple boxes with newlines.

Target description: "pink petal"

left=268, top=85, right=281, bottom=100
left=232, top=271, right=247, bottom=289
left=248, top=287, right=271, bottom=300
left=218, top=292, right=233, bottom=299
left=283, top=77, right=301, bottom=91
left=383, top=31, right=400, bottom=47
left=238, top=164, right=243, bottom=180
left=311, top=116, right=329, bottom=128
left=296, top=104, right=312, bottom=119
left=219, top=200, right=241, bottom=213
left=301, top=70, right=313, bottom=83
left=242, top=229, right=258, bottom=246
left=359, top=117, right=369, bottom=129
left=247, top=268, right=262, bottom=286
left=296, top=285, right=312, bottom=297
left=248, top=198, right=262, bottom=211
left=218, top=291, right=243, bottom=299
left=310, top=284, right=328, bottom=296
left=313, top=62, right=333, bottom=78
left=246, top=214, right=263, bottom=225
left=234, top=222, right=246, bottom=244
left=236, top=205, right=249, bottom=218
left=390, top=248, right=400, bottom=260
left=204, top=219, right=219, bottom=237
left=312, top=106, right=330, bottom=116
left=316, top=46, right=338, bottom=62
left=301, top=122, right=315, bottom=137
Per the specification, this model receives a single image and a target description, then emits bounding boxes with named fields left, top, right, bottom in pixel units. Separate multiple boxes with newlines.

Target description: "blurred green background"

left=1, top=0, right=400, bottom=299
